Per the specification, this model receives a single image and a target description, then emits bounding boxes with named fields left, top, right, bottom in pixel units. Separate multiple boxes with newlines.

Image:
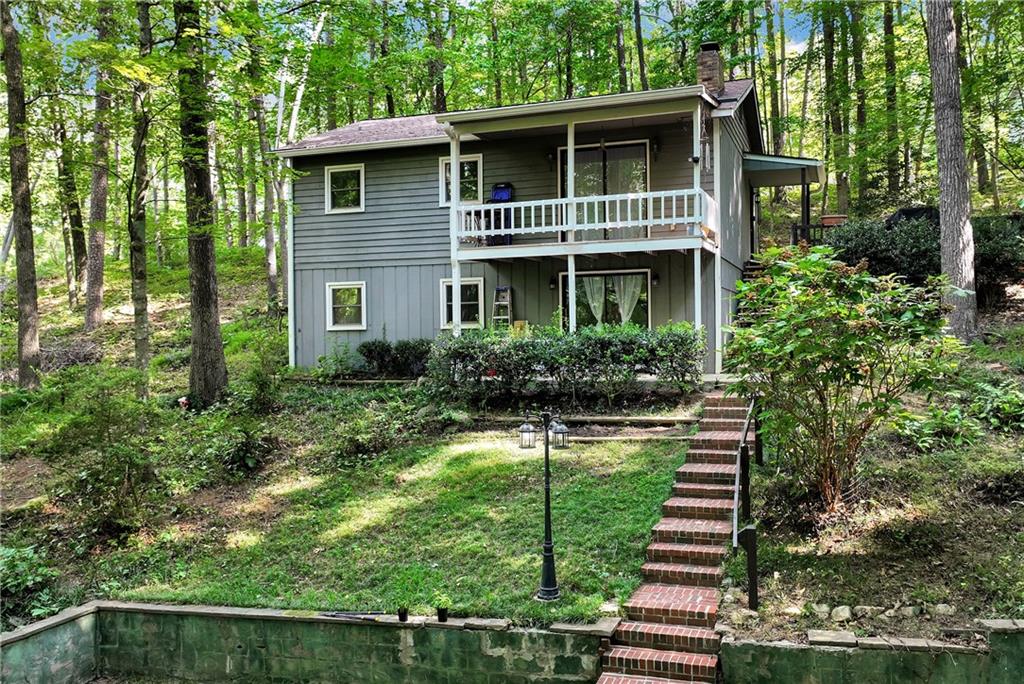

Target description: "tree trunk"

left=54, top=121, right=88, bottom=284
left=324, top=31, right=338, bottom=129
left=214, top=138, right=232, bottom=246
left=112, top=138, right=122, bottom=261
left=1, top=0, right=41, bottom=388
left=797, top=23, right=816, bottom=158
left=633, top=0, right=648, bottom=90
left=174, top=0, right=228, bottom=407
left=778, top=2, right=787, bottom=150
left=850, top=3, right=867, bottom=204
left=85, top=0, right=113, bottom=331
left=248, top=0, right=278, bottom=314
left=381, top=1, right=396, bottom=117
left=925, top=0, right=976, bottom=341
left=823, top=3, right=849, bottom=214
left=60, top=205, right=76, bottom=309
left=764, top=0, right=781, bottom=202
left=234, top=113, right=247, bottom=246
left=427, top=3, right=447, bottom=112
left=883, top=0, right=900, bottom=195
left=615, top=1, right=628, bottom=93
left=564, top=20, right=573, bottom=99
left=128, top=0, right=152, bottom=398
left=835, top=5, right=850, bottom=213
left=246, top=139, right=257, bottom=240
left=490, top=8, right=504, bottom=104
left=286, top=11, right=327, bottom=143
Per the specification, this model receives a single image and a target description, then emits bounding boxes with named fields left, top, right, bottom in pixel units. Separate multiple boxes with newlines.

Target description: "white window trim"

left=557, top=268, right=653, bottom=329
left=324, top=164, right=365, bottom=214
left=325, top=281, right=367, bottom=331
left=438, top=154, right=484, bottom=207
left=440, top=277, right=485, bottom=329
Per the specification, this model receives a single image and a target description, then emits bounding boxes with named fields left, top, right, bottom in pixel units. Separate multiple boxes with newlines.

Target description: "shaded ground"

left=0, top=457, right=51, bottom=512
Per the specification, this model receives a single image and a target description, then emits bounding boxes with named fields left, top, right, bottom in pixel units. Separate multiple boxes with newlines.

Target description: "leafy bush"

left=826, top=214, right=1024, bottom=308
left=650, top=322, right=706, bottom=394
left=357, top=339, right=397, bottom=376
left=392, top=339, right=432, bottom=377
left=726, top=245, right=959, bottom=511
left=426, top=322, right=705, bottom=408
left=232, top=330, right=286, bottom=414
left=314, top=344, right=360, bottom=381
left=892, top=405, right=983, bottom=452
left=0, top=546, right=60, bottom=629
left=332, top=393, right=442, bottom=466
left=950, top=374, right=1024, bottom=433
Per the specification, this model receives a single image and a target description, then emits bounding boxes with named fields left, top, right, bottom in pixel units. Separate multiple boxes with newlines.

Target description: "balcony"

left=453, top=188, right=718, bottom=261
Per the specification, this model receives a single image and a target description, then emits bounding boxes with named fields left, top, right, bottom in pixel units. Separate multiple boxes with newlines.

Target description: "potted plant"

left=433, top=590, right=452, bottom=622
left=397, top=606, right=409, bottom=622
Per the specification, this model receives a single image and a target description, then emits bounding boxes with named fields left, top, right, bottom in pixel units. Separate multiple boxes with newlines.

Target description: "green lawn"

left=81, top=431, right=683, bottom=625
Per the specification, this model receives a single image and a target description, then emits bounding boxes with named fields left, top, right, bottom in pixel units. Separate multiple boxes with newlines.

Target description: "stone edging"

left=0, top=600, right=620, bottom=647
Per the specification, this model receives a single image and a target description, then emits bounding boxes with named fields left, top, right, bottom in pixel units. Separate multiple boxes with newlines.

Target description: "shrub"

left=575, top=324, right=650, bottom=407
left=233, top=330, right=286, bottom=414
left=826, top=214, right=1024, bottom=308
left=0, top=546, right=59, bottom=629
left=358, top=339, right=397, bottom=376
left=314, top=344, right=360, bottom=381
left=952, top=375, right=1024, bottom=433
left=726, top=244, right=959, bottom=512
left=392, top=339, right=432, bottom=377
left=651, top=322, right=706, bottom=394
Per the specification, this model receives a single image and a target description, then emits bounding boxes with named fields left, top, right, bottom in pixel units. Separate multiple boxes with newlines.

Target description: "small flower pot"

left=398, top=607, right=409, bottom=622
left=436, top=607, right=448, bottom=622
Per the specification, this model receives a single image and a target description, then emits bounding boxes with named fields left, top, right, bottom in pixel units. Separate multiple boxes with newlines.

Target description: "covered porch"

left=742, top=153, right=826, bottom=247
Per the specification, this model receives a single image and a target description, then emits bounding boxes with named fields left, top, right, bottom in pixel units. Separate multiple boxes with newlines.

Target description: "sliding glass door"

left=559, top=141, right=648, bottom=240
left=560, top=271, right=650, bottom=328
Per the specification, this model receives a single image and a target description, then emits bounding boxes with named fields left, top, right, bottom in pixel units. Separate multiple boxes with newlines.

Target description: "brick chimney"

left=697, top=42, right=724, bottom=93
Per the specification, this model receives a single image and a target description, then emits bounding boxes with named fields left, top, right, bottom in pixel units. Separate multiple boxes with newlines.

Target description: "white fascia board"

left=456, top=235, right=704, bottom=262
left=274, top=134, right=479, bottom=159
left=437, top=85, right=706, bottom=125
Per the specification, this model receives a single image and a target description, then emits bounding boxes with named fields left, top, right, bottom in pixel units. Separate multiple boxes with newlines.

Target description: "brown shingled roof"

left=278, top=80, right=757, bottom=156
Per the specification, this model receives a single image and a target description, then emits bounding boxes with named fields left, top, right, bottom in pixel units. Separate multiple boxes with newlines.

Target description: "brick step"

left=597, top=674, right=705, bottom=684
left=700, top=407, right=748, bottom=420
left=624, top=583, right=718, bottom=627
left=602, top=645, right=717, bottom=682
left=641, top=561, right=722, bottom=587
left=662, top=497, right=734, bottom=520
left=698, top=418, right=747, bottom=431
left=653, top=517, right=732, bottom=545
left=646, top=542, right=729, bottom=566
left=672, top=482, right=735, bottom=499
left=703, top=393, right=748, bottom=408
left=675, top=463, right=737, bottom=484
left=688, top=431, right=751, bottom=450
left=684, top=449, right=736, bottom=465
left=614, top=621, right=720, bottom=654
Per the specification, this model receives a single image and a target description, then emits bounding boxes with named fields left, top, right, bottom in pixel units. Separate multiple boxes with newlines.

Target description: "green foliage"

left=892, top=405, right=983, bottom=452
left=726, top=245, right=959, bottom=511
left=357, top=339, right=397, bottom=376
left=950, top=372, right=1024, bottom=433
left=0, top=546, right=60, bottom=629
left=331, top=392, right=440, bottom=467
left=826, top=215, right=1024, bottom=307
left=426, top=323, right=705, bottom=408
left=391, top=339, right=433, bottom=377
left=231, top=330, right=287, bottom=414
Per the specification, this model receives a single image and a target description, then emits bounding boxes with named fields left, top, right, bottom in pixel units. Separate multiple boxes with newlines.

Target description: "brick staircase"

left=598, top=391, right=751, bottom=684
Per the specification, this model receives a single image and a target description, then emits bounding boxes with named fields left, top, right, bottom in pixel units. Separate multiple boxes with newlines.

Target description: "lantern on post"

left=519, top=420, right=537, bottom=449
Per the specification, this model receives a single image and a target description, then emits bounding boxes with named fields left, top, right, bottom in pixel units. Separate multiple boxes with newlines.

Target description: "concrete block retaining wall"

left=0, top=601, right=602, bottom=683
left=721, top=620, right=1024, bottom=684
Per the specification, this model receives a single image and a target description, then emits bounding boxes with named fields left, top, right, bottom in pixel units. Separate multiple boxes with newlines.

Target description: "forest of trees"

left=2, top=0, right=1022, bottom=395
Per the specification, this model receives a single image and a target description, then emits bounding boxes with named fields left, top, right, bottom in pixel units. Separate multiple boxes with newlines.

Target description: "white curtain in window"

left=581, top=276, right=605, bottom=322
left=613, top=274, right=644, bottom=324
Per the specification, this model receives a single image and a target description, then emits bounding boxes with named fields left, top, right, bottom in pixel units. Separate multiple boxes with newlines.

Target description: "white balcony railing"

left=456, top=188, right=712, bottom=245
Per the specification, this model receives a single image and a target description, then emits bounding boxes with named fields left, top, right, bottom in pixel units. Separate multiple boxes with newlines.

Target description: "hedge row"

left=425, top=322, right=705, bottom=407
left=825, top=215, right=1024, bottom=307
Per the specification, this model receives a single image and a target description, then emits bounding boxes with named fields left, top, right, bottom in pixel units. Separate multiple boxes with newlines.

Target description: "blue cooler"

left=485, top=183, right=515, bottom=246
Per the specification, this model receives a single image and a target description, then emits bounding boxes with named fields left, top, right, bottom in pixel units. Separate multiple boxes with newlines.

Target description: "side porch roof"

left=742, top=153, right=825, bottom=186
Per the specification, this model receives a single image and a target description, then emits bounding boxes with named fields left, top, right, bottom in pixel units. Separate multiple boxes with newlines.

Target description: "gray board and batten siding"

left=290, top=120, right=722, bottom=368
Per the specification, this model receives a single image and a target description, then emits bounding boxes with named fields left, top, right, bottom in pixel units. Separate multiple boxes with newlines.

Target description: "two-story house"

left=276, top=43, right=822, bottom=376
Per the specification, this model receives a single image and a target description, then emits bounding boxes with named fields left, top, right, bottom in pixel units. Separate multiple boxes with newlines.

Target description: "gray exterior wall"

left=289, top=110, right=751, bottom=371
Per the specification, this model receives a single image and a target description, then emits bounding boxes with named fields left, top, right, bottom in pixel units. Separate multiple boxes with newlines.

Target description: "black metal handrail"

left=732, top=397, right=759, bottom=610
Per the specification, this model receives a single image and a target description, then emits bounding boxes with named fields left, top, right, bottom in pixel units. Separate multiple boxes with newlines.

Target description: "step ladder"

left=491, top=286, right=512, bottom=326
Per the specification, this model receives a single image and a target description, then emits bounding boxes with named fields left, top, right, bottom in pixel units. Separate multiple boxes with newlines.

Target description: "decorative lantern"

left=519, top=420, right=537, bottom=449
left=550, top=421, right=570, bottom=450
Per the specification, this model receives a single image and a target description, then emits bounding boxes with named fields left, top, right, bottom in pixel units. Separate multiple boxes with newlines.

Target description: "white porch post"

left=692, top=248, right=702, bottom=331
left=692, top=103, right=701, bottom=237
left=566, top=121, right=577, bottom=332
left=714, top=249, right=723, bottom=374
left=448, top=127, right=462, bottom=336
left=286, top=158, right=295, bottom=367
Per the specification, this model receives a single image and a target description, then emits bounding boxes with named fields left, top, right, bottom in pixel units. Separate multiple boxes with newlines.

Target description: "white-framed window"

left=326, top=281, right=367, bottom=330
left=438, top=154, right=483, bottom=206
left=324, top=164, right=365, bottom=214
left=440, top=277, right=484, bottom=329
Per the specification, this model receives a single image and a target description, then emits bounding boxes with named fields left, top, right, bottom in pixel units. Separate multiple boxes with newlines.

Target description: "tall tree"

left=823, top=2, right=849, bottom=214
left=174, top=0, right=228, bottom=406
left=850, top=2, right=867, bottom=203
left=85, top=0, right=114, bottom=330
left=615, top=1, right=627, bottom=93
left=925, top=0, right=976, bottom=341
left=764, top=0, right=781, bottom=153
left=127, top=0, right=153, bottom=398
left=381, top=1, right=396, bottom=117
left=426, top=1, right=447, bottom=112
left=883, top=0, right=900, bottom=194
left=54, top=120, right=88, bottom=289
left=2, top=0, right=41, bottom=389
left=633, top=0, right=648, bottom=90
left=489, top=4, right=504, bottom=104
left=797, top=22, right=816, bottom=157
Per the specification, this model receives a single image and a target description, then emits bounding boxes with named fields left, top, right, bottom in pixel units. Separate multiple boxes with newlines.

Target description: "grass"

left=1, top=247, right=686, bottom=627
left=94, top=432, right=681, bottom=624
left=723, top=322, right=1024, bottom=640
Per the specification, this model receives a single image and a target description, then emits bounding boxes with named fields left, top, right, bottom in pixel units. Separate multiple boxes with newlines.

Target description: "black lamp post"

left=519, top=411, right=568, bottom=601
